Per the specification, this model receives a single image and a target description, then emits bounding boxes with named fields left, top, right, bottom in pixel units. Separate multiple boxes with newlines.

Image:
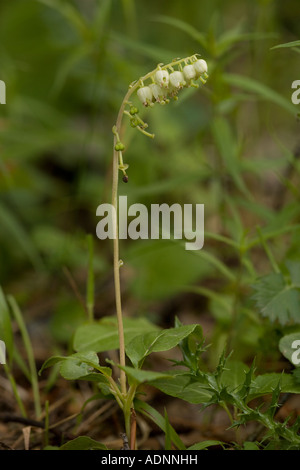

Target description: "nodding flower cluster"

left=136, top=56, right=208, bottom=107
left=116, top=55, right=208, bottom=182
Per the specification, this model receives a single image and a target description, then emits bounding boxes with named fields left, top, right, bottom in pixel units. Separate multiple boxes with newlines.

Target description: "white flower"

left=155, top=69, right=169, bottom=88
left=137, top=86, right=153, bottom=107
left=193, top=59, right=208, bottom=77
left=169, top=71, right=186, bottom=90
left=149, top=83, right=168, bottom=104
left=183, top=64, right=196, bottom=81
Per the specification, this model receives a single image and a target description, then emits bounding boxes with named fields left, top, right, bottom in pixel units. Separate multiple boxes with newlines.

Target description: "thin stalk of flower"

left=111, top=54, right=208, bottom=441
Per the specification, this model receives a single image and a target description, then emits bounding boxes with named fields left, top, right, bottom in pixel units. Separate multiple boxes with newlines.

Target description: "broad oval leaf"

left=73, top=316, right=160, bottom=353
left=126, top=324, right=203, bottom=368
left=149, top=373, right=214, bottom=404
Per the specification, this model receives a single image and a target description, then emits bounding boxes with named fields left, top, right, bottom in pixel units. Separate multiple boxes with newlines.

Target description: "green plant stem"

left=111, top=72, right=157, bottom=397
left=8, top=296, right=42, bottom=418
left=221, top=401, right=234, bottom=425
left=3, top=363, right=27, bottom=418
left=44, top=400, right=49, bottom=448
left=111, top=55, right=201, bottom=430
left=123, top=384, right=137, bottom=441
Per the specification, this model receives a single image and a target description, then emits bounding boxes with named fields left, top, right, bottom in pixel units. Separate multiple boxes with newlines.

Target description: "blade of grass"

left=8, top=296, right=41, bottom=418
left=135, top=399, right=186, bottom=450
left=150, top=14, right=207, bottom=49
left=271, top=40, right=300, bottom=50
left=86, top=234, right=95, bottom=322
left=255, top=226, right=280, bottom=274
left=0, top=203, right=44, bottom=271
left=3, top=363, right=27, bottom=418
left=223, top=73, right=296, bottom=115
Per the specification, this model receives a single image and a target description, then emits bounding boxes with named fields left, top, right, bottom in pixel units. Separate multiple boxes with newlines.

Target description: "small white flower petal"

left=149, top=83, right=168, bottom=102
left=155, top=70, right=169, bottom=88
left=137, top=86, right=153, bottom=106
left=183, top=64, right=196, bottom=81
left=169, top=71, right=185, bottom=89
left=193, top=59, right=208, bottom=76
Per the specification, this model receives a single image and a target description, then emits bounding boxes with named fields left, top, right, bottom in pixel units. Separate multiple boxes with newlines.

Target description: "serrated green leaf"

left=252, top=272, right=300, bottom=325
left=73, top=316, right=160, bottom=353
left=286, top=261, right=300, bottom=286
left=126, top=324, right=202, bottom=368
left=293, top=368, right=300, bottom=385
left=249, top=373, right=300, bottom=400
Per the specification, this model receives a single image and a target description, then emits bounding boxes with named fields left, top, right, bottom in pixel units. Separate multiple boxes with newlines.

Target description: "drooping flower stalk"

left=111, top=53, right=208, bottom=401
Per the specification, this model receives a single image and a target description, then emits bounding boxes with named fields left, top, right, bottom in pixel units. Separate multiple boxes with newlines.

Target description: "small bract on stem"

left=110, top=53, right=208, bottom=446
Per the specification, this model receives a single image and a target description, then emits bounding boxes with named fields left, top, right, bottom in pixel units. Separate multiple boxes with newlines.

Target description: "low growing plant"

left=37, top=52, right=300, bottom=451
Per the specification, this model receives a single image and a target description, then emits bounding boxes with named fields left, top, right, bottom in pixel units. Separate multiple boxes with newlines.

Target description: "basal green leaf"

left=59, top=351, right=100, bottom=380
left=126, top=324, right=202, bottom=368
left=39, top=351, right=111, bottom=381
left=112, top=364, right=171, bottom=385
left=150, top=373, right=214, bottom=404
left=59, top=436, right=107, bottom=450
left=73, top=316, right=160, bottom=353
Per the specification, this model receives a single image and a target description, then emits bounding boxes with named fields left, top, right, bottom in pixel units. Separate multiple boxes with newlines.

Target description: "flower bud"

left=169, top=71, right=186, bottom=90
left=193, top=59, right=208, bottom=77
left=137, top=86, right=153, bottom=107
left=155, top=69, right=169, bottom=89
left=183, top=64, right=196, bottom=81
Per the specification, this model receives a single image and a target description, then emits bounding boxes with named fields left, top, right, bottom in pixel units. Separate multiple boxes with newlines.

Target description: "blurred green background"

left=0, top=0, right=299, bottom=358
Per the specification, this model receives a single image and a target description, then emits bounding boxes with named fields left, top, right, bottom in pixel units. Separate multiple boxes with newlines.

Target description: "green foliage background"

left=0, top=0, right=300, bottom=365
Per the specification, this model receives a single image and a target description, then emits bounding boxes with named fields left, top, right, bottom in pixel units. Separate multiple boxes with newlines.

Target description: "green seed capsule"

left=130, top=118, right=139, bottom=128
left=115, top=142, right=125, bottom=151
left=130, top=106, right=139, bottom=115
